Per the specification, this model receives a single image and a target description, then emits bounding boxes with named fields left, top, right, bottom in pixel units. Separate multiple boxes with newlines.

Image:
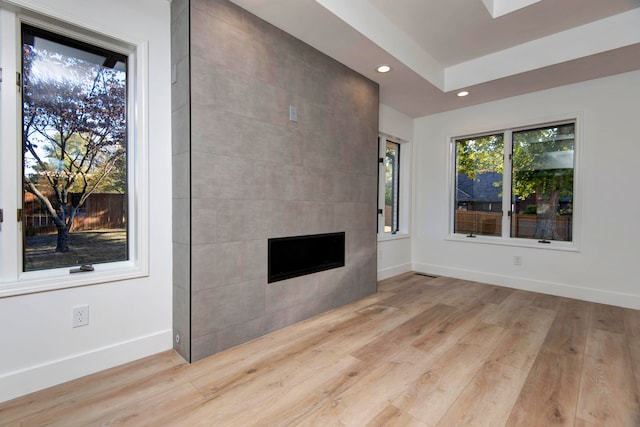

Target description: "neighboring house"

left=456, top=172, right=503, bottom=212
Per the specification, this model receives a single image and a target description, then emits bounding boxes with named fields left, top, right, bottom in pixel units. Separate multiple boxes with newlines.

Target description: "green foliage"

left=455, top=134, right=504, bottom=179
left=512, top=124, right=574, bottom=202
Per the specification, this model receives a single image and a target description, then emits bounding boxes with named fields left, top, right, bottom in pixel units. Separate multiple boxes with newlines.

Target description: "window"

left=453, top=121, right=576, bottom=244
left=0, top=6, right=148, bottom=295
left=378, top=136, right=406, bottom=235
left=384, top=140, right=400, bottom=233
left=21, top=24, right=128, bottom=271
left=454, top=133, right=504, bottom=237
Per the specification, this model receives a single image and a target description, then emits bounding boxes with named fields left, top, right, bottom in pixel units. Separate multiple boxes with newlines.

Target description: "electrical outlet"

left=72, top=305, right=89, bottom=328
left=514, top=256, right=522, bottom=266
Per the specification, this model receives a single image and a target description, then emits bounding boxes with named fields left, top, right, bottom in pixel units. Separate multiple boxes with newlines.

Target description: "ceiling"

left=229, top=0, right=640, bottom=118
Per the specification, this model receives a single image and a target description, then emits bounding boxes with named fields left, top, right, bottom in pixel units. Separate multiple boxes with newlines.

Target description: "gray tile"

left=265, top=165, right=318, bottom=202
left=191, top=108, right=244, bottom=157
left=172, top=152, right=190, bottom=199
left=210, top=67, right=253, bottom=116
left=171, top=0, right=189, bottom=22
left=242, top=120, right=298, bottom=165
left=191, top=241, right=244, bottom=290
left=171, top=105, right=190, bottom=156
left=191, top=240, right=266, bottom=290
left=172, top=198, right=190, bottom=245
left=172, top=246, right=190, bottom=292
left=171, top=0, right=190, bottom=64
left=333, top=202, right=376, bottom=232
left=171, top=57, right=190, bottom=111
left=266, top=274, right=319, bottom=313
left=193, top=198, right=270, bottom=243
left=215, top=316, right=267, bottom=353
left=191, top=333, right=217, bottom=362
left=192, top=0, right=247, bottom=33
left=315, top=267, right=349, bottom=298
left=191, top=9, right=248, bottom=70
left=190, top=198, right=220, bottom=244
left=192, top=278, right=266, bottom=333
left=191, top=155, right=266, bottom=200
left=172, top=285, right=191, bottom=360
left=244, top=239, right=268, bottom=280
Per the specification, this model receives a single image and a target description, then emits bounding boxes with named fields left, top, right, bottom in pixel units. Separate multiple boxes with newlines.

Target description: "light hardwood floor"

left=2, top=273, right=640, bottom=426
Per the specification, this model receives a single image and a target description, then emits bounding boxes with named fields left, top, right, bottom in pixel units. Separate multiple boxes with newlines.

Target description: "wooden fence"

left=455, top=211, right=502, bottom=236
left=23, top=192, right=126, bottom=235
left=455, top=210, right=571, bottom=240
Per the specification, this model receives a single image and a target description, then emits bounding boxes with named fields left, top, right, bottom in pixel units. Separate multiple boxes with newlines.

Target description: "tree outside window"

left=511, top=124, right=574, bottom=241
left=22, top=25, right=128, bottom=271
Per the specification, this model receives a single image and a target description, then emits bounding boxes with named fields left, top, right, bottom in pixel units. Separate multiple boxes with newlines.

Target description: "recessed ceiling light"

left=376, top=65, right=392, bottom=73
left=457, top=91, right=470, bottom=97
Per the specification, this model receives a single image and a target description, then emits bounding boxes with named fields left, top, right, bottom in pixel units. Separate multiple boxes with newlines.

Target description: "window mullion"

left=502, top=130, right=513, bottom=239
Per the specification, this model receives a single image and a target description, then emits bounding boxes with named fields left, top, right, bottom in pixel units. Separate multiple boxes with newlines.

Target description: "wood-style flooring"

left=2, top=273, right=640, bottom=426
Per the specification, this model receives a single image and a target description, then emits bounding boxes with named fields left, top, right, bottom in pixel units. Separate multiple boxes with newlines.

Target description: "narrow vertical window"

left=511, top=123, right=574, bottom=242
left=384, top=140, right=400, bottom=233
left=21, top=24, right=128, bottom=271
left=454, top=133, right=504, bottom=237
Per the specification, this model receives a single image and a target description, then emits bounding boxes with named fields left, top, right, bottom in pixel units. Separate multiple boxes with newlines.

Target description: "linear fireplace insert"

left=268, top=232, right=345, bottom=283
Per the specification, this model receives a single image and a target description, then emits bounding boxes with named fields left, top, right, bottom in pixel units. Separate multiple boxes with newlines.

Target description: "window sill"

left=378, top=232, right=411, bottom=243
left=0, top=262, right=148, bottom=298
left=445, top=234, right=579, bottom=252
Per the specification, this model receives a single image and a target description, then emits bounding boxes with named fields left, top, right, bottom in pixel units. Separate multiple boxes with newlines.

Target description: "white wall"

left=412, top=70, right=640, bottom=309
left=0, top=0, right=172, bottom=403
left=378, top=104, right=413, bottom=280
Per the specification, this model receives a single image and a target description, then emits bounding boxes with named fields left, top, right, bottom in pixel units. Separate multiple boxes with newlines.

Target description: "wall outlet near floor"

left=72, top=305, right=90, bottom=328
left=514, top=255, right=522, bottom=266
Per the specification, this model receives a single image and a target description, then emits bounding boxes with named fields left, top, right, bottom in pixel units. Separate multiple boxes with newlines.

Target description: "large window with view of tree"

left=21, top=24, right=128, bottom=271
left=453, top=121, right=575, bottom=244
left=511, top=123, right=574, bottom=242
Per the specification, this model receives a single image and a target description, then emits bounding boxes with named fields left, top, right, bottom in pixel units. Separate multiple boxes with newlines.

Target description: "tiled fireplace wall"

left=171, top=0, right=379, bottom=362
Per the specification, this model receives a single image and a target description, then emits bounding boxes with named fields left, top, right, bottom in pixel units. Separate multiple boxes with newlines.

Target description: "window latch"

left=466, top=233, right=476, bottom=238
left=17, top=208, right=22, bottom=222
left=70, top=264, right=94, bottom=274
left=538, top=239, right=551, bottom=244
left=378, top=157, right=384, bottom=164
left=0, top=208, right=3, bottom=223
left=377, top=209, right=383, bottom=215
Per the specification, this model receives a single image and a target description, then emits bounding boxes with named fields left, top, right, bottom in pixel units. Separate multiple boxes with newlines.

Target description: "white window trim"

left=446, top=113, right=583, bottom=252
left=0, top=4, right=149, bottom=297
left=378, top=133, right=411, bottom=240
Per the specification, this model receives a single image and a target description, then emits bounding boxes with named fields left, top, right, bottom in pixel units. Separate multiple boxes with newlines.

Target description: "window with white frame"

left=0, top=5, right=148, bottom=295
left=453, top=121, right=576, bottom=244
left=384, top=139, right=400, bottom=233
left=378, top=136, right=408, bottom=236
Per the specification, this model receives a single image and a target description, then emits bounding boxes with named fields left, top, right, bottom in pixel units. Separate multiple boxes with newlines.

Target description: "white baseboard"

left=412, top=262, right=640, bottom=310
left=378, top=263, right=412, bottom=281
left=0, top=329, right=173, bottom=404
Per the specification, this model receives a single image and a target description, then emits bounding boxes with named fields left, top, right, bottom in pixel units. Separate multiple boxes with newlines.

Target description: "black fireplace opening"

left=268, top=232, right=345, bottom=283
